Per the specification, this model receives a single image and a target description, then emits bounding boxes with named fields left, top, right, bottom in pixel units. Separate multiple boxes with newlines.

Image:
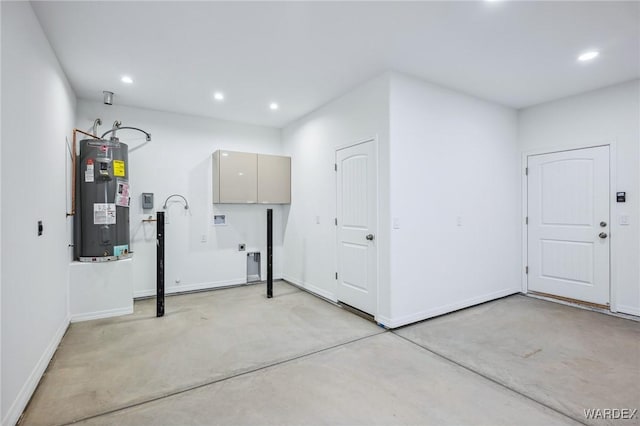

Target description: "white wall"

left=386, top=73, right=521, bottom=327
left=76, top=101, right=284, bottom=300
left=281, top=74, right=391, bottom=319
left=1, top=2, right=76, bottom=424
left=518, top=80, right=640, bottom=316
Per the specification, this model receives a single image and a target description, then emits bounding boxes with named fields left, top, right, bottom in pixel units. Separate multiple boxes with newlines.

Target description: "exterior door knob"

left=599, top=232, right=608, bottom=239
left=366, top=234, right=375, bottom=241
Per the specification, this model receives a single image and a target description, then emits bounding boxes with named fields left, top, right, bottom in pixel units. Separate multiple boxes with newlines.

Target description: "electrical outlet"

left=238, top=243, right=246, bottom=251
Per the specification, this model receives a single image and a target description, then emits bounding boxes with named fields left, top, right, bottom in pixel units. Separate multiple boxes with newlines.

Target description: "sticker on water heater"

left=94, top=203, right=116, bottom=225
left=85, top=162, right=94, bottom=183
left=115, top=179, right=130, bottom=207
left=113, top=160, right=125, bottom=177
left=113, top=245, right=129, bottom=256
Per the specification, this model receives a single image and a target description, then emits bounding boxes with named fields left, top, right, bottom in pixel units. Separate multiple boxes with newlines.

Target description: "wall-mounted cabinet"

left=213, top=151, right=258, bottom=203
left=212, top=150, right=291, bottom=204
left=257, top=154, right=291, bottom=204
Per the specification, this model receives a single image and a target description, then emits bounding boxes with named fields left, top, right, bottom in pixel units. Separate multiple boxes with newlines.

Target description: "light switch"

left=456, top=216, right=463, bottom=227
left=316, top=216, right=320, bottom=224
left=392, top=217, right=400, bottom=229
left=620, top=214, right=630, bottom=226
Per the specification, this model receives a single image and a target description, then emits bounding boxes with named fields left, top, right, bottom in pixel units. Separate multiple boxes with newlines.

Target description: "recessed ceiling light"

left=578, top=51, right=599, bottom=62
left=269, top=102, right=279, bottom=110
left=121, top=76, right=133, bottom=84
left=214, top=92, right=225, bottom=101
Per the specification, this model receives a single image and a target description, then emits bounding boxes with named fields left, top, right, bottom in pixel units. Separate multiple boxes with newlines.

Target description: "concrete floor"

left=19, top=282, right=638, bottom=426
left=395, top=295, right=640, bottom=426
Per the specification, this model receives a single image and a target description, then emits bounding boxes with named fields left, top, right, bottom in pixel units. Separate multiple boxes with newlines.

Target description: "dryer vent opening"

left=247, top=252, right=261, bottom=283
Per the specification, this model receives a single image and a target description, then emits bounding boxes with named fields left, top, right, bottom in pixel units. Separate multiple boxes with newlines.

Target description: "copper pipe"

left=67, top=128, right=100, bottom=217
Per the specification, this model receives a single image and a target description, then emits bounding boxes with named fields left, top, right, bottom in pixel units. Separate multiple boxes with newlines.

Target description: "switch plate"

left=456, top=216, right=462, bottom=227
left=620, top=214, right=630, bottom=225
left=392, top=218, right=400, bottom=229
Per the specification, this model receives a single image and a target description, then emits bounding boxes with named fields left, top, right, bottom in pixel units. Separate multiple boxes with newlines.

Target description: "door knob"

left=599, top=232, right=608, bottom=239
left=366, top=234, right=375, bottom=241
left=600, top=221, right=607, bottom=227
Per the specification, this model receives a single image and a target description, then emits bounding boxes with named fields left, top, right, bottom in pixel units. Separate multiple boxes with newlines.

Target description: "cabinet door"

left=258, top=154, right=291, bottom=204
left=219, top=151, right=257, bottom=203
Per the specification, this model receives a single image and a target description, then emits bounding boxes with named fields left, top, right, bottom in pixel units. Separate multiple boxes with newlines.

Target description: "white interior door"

left=527, top=146, right=610, bottom=305
left=336, top=140, right=377, bottom=315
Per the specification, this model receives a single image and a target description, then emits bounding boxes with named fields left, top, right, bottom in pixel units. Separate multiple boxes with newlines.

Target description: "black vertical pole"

left=267, top=208, right=273, bottom=298
left=156, top=211, right=165, bottom=317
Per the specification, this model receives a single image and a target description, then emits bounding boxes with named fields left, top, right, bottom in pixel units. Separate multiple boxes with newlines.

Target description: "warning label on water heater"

left=94, top=203, right=116, bottom=225
left=113, top=160, right=125, bottom=177
left=85, top=161, right=94, bottom=183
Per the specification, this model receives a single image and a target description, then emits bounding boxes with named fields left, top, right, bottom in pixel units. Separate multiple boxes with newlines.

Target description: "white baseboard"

left=70, top=306, right=134, bottom=323
left=133, top=277, right=283, bottom=299
left=617, top=304, right=640, bottom=317
left=2, top=315, right=70, bottom=426
left=379, top=288, right=520, bottom=329
left=281, top=274, right=337, bottom=302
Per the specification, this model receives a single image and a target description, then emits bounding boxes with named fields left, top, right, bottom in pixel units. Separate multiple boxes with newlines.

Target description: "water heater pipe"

left=67, top=128, right=100, bottom=217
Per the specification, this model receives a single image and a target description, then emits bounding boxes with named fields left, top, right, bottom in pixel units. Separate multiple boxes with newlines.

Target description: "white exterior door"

left=527, top=146, right=610, bottom=305
left=336, top=140, right=377, bottom=315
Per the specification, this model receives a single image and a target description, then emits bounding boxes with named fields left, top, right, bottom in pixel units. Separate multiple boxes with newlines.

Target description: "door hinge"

left=335, top=272, right=338, bottom=280
left=525, top=167, right=528, bottom=175
left=334, top=163, right=337, bottom=172
left=525, top=266, right=529, bottom=274
left=525, top=216, right=528, bottom=225
left=334, top=217, right=337, bottom=226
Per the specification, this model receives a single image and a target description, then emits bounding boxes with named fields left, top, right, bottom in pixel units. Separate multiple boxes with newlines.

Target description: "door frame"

left=521, top=140, right=618, bottom=312
left=335, top=136, right=379, bottom=316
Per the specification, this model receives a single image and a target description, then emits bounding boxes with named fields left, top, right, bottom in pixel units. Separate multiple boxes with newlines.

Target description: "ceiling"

left=32, top=1, right=640, bottom=128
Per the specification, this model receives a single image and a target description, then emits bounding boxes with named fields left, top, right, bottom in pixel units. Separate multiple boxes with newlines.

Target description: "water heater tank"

left=74, top=138, right=130, bottom=261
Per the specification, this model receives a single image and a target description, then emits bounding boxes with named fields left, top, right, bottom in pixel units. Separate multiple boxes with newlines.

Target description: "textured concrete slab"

left=78, top=333, right=578, bottom=426
left=21, top=281, right=382, bottom=426
left=395, top=295, right=640, bottom=426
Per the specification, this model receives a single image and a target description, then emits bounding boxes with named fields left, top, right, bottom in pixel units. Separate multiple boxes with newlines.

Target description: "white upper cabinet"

left=212, top=150, right=291, bottom=204
left=257, top=154, right=291, bottom=204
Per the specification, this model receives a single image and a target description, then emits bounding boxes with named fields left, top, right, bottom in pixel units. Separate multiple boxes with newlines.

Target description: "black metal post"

left=267, top=208, right=273, bottom=298
left=156, top=211, right=165, bottom=317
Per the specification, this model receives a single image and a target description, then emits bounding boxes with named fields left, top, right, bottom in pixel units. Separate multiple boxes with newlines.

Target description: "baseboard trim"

left=617, top=304, right=640, bottom=317
left=70, top=306, right=134, bottom=323
left=381, top=288, right=520, bottom=329
left=2, top=315, right=70, bottom=426
left=133, top=277, right=283, bottom=299
left=281, top=274, right=337, bottom=302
